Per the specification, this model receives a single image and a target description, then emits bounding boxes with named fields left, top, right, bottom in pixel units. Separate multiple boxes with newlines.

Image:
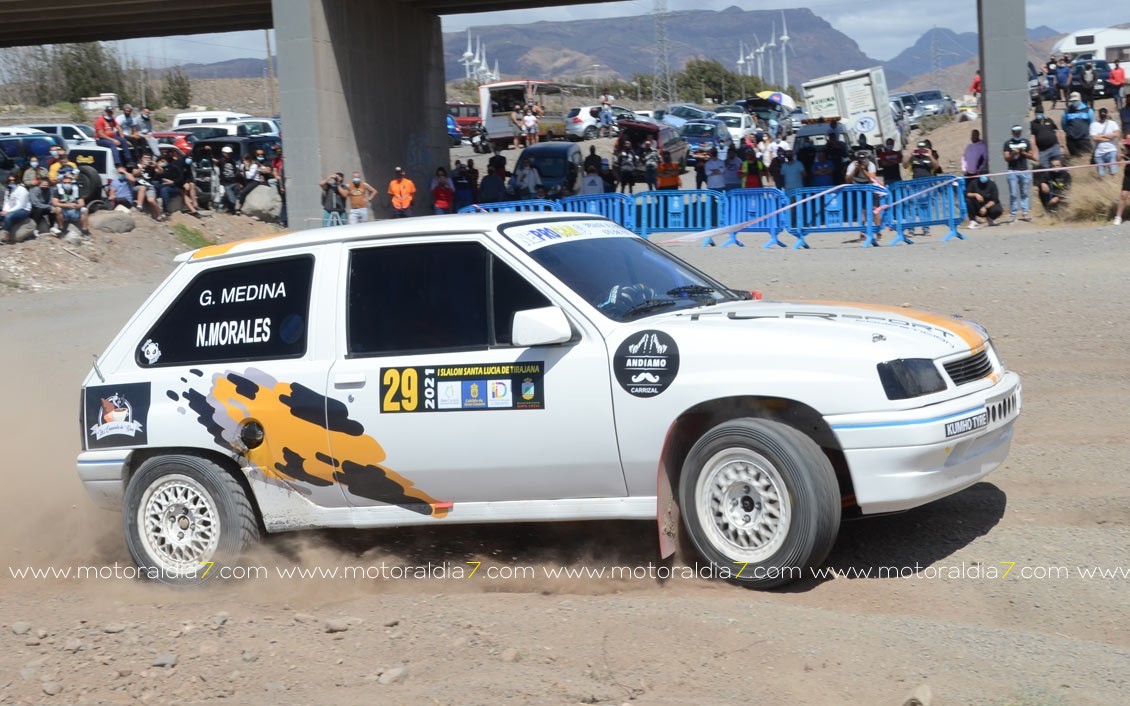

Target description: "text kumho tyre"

left=123, top=454, right=258, bottom=586
left=678, top=418, right=840, bottom=589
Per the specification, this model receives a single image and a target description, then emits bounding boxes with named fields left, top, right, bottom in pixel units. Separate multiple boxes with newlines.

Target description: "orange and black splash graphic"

left=169, top=369, right=450, bottom=518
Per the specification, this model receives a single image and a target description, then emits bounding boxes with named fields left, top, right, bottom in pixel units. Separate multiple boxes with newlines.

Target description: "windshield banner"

left=504, top=220, right=635, bottom=252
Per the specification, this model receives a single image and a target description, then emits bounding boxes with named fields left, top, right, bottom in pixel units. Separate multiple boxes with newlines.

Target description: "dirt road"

left=1, top=221, right=1128, bottom=705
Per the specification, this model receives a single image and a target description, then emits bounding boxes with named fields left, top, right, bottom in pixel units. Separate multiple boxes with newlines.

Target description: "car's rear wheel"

left=124, top=454, right=258, bottom=586
left=678, top=418, right=840, bottom=589
left=583, top=126, right=598, bottom=141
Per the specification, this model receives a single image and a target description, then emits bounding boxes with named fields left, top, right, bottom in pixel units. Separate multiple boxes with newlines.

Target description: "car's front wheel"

left=678, top=418, right=840, bottom=589
left=124, top=454, right=259, bottom=586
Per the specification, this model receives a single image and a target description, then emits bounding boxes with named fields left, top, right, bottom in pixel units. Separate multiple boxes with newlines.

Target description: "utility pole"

left=653, top=0, right=675, bottom=105
left=264, top=29, right=276, bottom=115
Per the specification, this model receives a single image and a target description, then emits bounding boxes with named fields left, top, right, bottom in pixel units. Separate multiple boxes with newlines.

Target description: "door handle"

left=333, top=372, right=367, bottom=388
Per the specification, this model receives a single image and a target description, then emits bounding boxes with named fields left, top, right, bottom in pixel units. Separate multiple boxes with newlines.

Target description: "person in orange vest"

left=388, top=166, right=416, bottom=218
left=656, top=150, right=681, bottom=190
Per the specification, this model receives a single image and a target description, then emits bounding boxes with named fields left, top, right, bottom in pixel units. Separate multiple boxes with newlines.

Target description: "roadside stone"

left=241, top=185, right=282, bottom=223
left=103, top=624, right=127, bottom=634
left=11, top=220, right=37, bottom=243
left=324, top=619, right=350, bottom=634
left=42, top=681, right=62, bottom=696
left=151, top=653, right=178, bottom=668
left=117, top=668, right=132, bottom=677
left=36, top=628, right=48, bottom=638
left=500, top=648, right=520, bottom=663
left=293, top=613, right=316, bottom=624
left=11, top=622, right=32, bottom=635
left=382, top=619, right=400, bottom=628
left=63, top=637, right=82, bottom=653
left=211, top=612, right=228, bottom=626
left=61, top=227, right=84, bottom=245
left=378, top=666, right=408, bottom=685
left=90, top=210, right=135, bottom=234
left=25, top=637, right=41, bottom=646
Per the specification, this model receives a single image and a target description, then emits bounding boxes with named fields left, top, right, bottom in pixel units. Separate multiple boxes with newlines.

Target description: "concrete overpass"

left=0, top=0, right=1030, bottom=228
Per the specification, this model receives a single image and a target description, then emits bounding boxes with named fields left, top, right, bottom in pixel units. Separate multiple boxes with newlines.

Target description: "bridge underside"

left=0, top=0, right=1028, bottom=229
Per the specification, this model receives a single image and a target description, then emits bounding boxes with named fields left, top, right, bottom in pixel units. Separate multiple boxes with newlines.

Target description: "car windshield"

left=504, top=221, right=740, bottom=322
left=916, top=91, right=944, bottom=101
left=530, top=156, right=566, bottom=179
left=78, top=125, right=95, bottom=137
left=717, top=115, right=743, bottom=128
left=682, top=123, right=718, bottom=138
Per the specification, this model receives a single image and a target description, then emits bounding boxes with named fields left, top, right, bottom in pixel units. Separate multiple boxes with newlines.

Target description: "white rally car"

left=77, top=215, right=1020, bottom=587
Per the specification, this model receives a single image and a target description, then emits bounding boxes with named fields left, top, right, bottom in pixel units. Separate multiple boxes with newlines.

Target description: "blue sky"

left=115, top=1, right=1121, bottom=67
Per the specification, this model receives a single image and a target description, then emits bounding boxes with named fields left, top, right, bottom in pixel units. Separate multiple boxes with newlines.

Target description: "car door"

left=327, top=236, right=625, bottom=512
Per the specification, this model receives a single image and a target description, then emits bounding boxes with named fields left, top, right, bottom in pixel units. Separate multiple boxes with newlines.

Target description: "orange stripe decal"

left=191, top=232, right=290, bottom=260
left=798, top=300, right=985, bottom=350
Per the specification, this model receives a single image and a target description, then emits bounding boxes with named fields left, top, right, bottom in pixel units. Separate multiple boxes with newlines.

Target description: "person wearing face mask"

left=21, top=154, right=49, bottom=188
left=27, top=175, right=53, bottom=232
left=47, top=148, right=77, bottom=185
left=965, top=174, right=1003, bottom=228
left=235, top=151, right=265, bottom=214
left=50, top=172, right=90, bottom=236
left=154, top=155, right=182, bottom=221
left=177, top=153, right=201, bottom=217
left=0, top=173, right=31, bottom=243
left=1037, top=157, right=1071, bottom=214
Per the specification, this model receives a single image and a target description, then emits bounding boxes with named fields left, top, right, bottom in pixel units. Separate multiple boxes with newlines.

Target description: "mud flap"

left=657, top=460, right=680, bottom=560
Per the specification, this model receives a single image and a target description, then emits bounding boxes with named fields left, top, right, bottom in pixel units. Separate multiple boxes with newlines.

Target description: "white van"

left=171, top=111, right=251, bottom=129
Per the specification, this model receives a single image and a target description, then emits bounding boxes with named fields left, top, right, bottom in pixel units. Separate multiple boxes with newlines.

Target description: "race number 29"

left=381, top=367, right=418, bottom=412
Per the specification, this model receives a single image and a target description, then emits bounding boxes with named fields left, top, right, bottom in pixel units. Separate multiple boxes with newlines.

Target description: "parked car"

left=171, top=110, right=251, bottom=129
left=75, top=214, right=1021, bottom=588
left=232, top=117, right=281, bottom=137
left=446, top=114, right=462, bottom=146
left=889, top=92, right=922, bottom=129
left=660, top=104, right=715, bottom=129
left=680, top=119, right=734, bottom=166
left=0, top=126, right=49, bottom=138
left=514, top=142, right=582, bottom=198
left=740, top=98, right=793, bottom=136
left=565, top=105, right=639, bottom=141
left=713, top=111, right=757, bottom=144
left=1070, top=59, right=1113, bottom=99
left=787, top=107, right=808, bottom=132
left=446, top=101, right=481, bottom=138
left=15, top=123, right=96, bottom=148
left=177, top=124, right=241, bottom=140
left=912, top=89, right=957, bottom=116
left=617, top=120, right=688, bottom=171
left=0, top=134, right=111, bottom=203
left=152, top=131, right=197, bottom=155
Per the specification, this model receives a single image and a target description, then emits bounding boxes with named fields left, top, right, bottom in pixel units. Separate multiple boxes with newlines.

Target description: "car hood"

left=655, top=299, right=987, bottom=360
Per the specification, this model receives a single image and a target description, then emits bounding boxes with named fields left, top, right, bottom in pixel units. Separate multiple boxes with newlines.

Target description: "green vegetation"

left=161, top=66, right=192, bottom=110
left=171, top=223, right=211, bottom=250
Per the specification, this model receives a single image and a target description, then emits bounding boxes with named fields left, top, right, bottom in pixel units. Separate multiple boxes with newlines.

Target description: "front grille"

left=944, top=348, right=993, bottom=386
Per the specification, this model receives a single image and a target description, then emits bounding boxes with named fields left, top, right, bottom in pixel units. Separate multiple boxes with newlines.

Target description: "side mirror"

left=511, top=306, right=572, bottom=347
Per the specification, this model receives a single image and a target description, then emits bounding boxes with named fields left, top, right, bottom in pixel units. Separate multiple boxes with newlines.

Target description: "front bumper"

left=828, top=372, right=1021, bottom=514
left=76, top=450, right=131, bottom=510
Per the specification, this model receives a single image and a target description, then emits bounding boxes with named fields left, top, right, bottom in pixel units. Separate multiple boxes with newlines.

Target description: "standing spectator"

left=1029, top=114, right=1061, bottom=168
left=703, top=148, right=726, bottom=191
left=1002, top=125, right=1035, bottom=222
left=969, top=70, right=982, bottom=108
left=1113, top=141, right=1130, bottom=225
left=1090, top=107, right=1122, bottom=177
left=21, top=154, right=49, bottom=188
left=905, top=141, right=938, bottom=180
left=599, top=102, right=614, bottom=139
left=478, top=163, right=507, bottom=203
left=94, top=106, right=130, bottom=166
left=721, top=148, right=742, bottom=191
left=1110, top=61, right=1125, bottom=111
left=115, top=104, right=148, bottom=162
left=1079, top=62, right=1097, bottom=108
left=521, top=109, right=539, bottom=146
left=1055, top=59, right=1072, bottom=107
left=430, top=166, right=455, bottom=214
left=740, top=148, right=765, bottom=188
left=693, top=156, right=707, bottom=190
left=512, top=157, right=541, bottom=199
left=583, top=146, right=602, bottom=174
left=778, top=150, right=806, bottom=191
left=387, top=167, right=415, bottom=218
left=1061, top=92, right=1095, bottom=159
left=464, top=159, right=480, bottom=202
left=50, top=171, right=90, bottom=236
left=509, top=103, right=523, bottom=150
left=0, top=172, right=30, bottom=242
left=579, top=165, right=604, bottom=195
left=825, top=133, right=849, bottom=183
left=319, top=172, right=347, bottom=225
left=877, top=137, right=903, bottom=184
left=616, top=149, right=637, bottom=194
left=641, top=141, right=660, bottom=190
left=965, top=175, right=1003, bottom=228
left=272, top=148, right=287, bottom=227
left=343, top=170, right=378, bottom=222
left=27, top=174, right=52, bottom=230
left=656, top=151, right=681, bottom=190
left=1045, top=57, right=1059, bottom=107
left=960, top=129, right=988, bottom=176
left=1036, top=157, right=1071, bottom=214
left=809, top=149, right=836, bottom=188
left=451, top=162, right=475, bottom=212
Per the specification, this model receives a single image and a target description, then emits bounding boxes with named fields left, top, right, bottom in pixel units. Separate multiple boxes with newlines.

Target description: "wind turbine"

left=736, top=40, right=746, bottom=76
left=751, top=32, right=764, bottom=80
left=765, top=20, right=776, bottom=87
left=779, top=11, right=791, bottom=90
left=461, top=29, right=474, bottom=79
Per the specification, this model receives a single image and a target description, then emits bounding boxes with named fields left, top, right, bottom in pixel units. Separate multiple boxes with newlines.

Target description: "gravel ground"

left=1, top=213, right=1128, bottom=705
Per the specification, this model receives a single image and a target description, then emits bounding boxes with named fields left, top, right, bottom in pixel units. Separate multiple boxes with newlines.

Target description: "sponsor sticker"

left=613, top=330, right=680, bottom=398
left=380, top=362, right=545, bottom=413
left=503, top=220, right=635, bottom=252
left=83, top=382, right=151, bottom=450
left=944, top=410, right=988, bottom=438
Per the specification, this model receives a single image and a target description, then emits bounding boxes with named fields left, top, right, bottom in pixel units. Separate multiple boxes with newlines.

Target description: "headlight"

left=877, top=359, right=947, bottom=400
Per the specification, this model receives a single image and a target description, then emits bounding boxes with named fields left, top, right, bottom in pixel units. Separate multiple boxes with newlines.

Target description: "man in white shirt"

left=512, top=157, right=542, bottom=199
left=1090, top=107, right=1122, bottom=177
left=0, top=172, right=30, bottom=242
left=704, top=149, right=726, bottom=190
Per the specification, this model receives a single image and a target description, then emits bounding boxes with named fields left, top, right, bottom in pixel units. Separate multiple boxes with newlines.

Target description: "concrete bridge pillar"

left=977, top=0, right=1030, bottom=184
left=273, top=0, right=448, bottom=229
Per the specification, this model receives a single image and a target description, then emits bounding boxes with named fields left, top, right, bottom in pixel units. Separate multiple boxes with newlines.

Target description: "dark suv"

left=1070, top=59, right=1112, bottom=99
left=0, top=134, right=104, bottom=203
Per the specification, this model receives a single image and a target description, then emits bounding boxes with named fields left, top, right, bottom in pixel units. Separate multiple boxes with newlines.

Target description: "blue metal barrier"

left=724, top=188, right=790, bottom=248
left=634, top=189, right=726, bottom=240
left=788, top=185, right=889, bottom=249
left=560, top=193, right=636, bottom=233
left=886, top=176, right=966, bottom=244
left=457, top=199, right=562, bottom=214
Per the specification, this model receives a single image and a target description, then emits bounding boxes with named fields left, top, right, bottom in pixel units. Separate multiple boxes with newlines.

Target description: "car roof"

left=178, top=213, right=609, bottom=263
left=519, top=142, right=579, bottom=156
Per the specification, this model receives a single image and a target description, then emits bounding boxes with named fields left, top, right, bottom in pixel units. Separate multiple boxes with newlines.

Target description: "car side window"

left=136, top=255, right=314, bottom=367
left=347, top=242, right=553, bottom=355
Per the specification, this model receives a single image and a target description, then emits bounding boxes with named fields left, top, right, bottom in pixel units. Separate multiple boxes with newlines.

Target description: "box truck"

left=802, top=67, right=901, bottom=149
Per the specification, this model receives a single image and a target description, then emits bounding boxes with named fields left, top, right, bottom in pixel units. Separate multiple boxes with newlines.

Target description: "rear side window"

left=137, top=256, right=314, bottom=367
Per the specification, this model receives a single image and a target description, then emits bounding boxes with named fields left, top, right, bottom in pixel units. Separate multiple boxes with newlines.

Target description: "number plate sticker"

left=380, top=363, right=545, bottom=413
left=944, top=410, right=988, bottom=438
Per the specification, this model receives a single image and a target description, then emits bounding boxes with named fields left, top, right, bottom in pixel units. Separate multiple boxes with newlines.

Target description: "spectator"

left=478, top=163, right=507, bottom=203
left=961, top=129, right=988, bottom=176
left=1111, top=61, right=1125, bottom=112
left=1002, top=125, right=1035, bottom=222
left=1079, top=61, right=1097, bottom=108
left=509, top=103, right=523, bottom=150
left=740, top=148, right=765, bottom=188
left=1113, top=141, right=1130, bottom=225
left=0, top=172, right=30, bottom=242
left=47, top=146, right=77, bottom=185
left=217, top=146, right=240, bottom=214
left=235, top=152, right=267, bottom=214
left=136, top=106, right=159, bottom=157
left=721, top=148, right=742, bottom=191
left=272, top=148, right=287, bottom=227
left=579, top=165, right=604, bottom=195
left=906, top=140, right=938, bottom=180
left=616, top=149, right=637, bottom=194
left=599, top=102, right=614, bottom=138
left=154, top=155, right=183, bottom=219
left=94, top=106, right=130, bottom=167
left=21, top=154, right=49, bottom=189
left=583, top=145, right=602, bottom=174
left=1062, top=92, right=1095, bottom=159
left=387, top=167, right=415, bottom=218
left=451, top=162, right=475, bottom=212
left=1090, top=107, right=1121, bottom=177
left=656, top=151, right=681, bottom=190
left=809, top=149, right=836, bottom=188
left=642, top=141, right=660, bottom=190
left=703, top=148, right=725, bottom=191
left=844, top=151, right=883, bottom=241
left=1055, top=59, right=1072, bottom=107
left=27, top=174, right=52, bottom=230
left=464, top=159, right=480, bottom=203
left=178, top=153, right=202, bottom=217
left=778, top=150, right=806, bottom=191
left=693, top=156, right=707, bottom=190
left=877, top=137, right=903, bottom=184
left=512, top=157, right=541, bottom=199
left=969, top=70, right=982, bottom=108
left=965, top=175, right=1003, bottom=228
left=1036, top=157, right=1071, bottom=214
left=109, top=165, right=137, bottom=209
left=824, top=133, right=849, bottom=183
left=115, top=104, right=148, bottom=162
left=1029, top=114, right=1061, bottom=168
left=50, top=171, right=90, bottom=236
left=320, top=172, right=347, bottom=225
left=521, top=109, right=539, bottom=146
left=430, top=167, right=454, bottom=214
left=131, top=164, right=162, bottom=220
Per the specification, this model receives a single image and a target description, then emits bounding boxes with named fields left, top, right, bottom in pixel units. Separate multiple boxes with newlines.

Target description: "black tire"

left=76, top=165, right=102, bottom=204
left=583, top=126, right=598, bottom=141
left=678, top=418, right=840, bottom=589
left=123, top=454, right=259, bottom=586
